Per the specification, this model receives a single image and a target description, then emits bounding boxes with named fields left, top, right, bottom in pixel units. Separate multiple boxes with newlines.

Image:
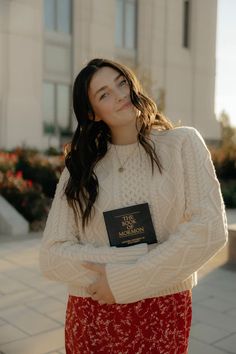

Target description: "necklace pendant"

left=118, top=167, right=125, bottom=172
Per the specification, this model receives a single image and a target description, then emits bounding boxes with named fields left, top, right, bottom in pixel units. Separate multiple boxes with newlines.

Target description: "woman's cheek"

left=103, top=102, right=114, bottom=116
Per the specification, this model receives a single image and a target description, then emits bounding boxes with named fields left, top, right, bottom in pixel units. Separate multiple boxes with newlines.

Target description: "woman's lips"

left=117, top=102, right=132, bottom=111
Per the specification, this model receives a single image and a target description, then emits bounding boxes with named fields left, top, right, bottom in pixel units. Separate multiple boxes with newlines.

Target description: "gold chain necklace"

left=114, top=143, right=139, bottom=173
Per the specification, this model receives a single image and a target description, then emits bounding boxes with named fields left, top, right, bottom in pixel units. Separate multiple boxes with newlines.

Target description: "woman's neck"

left=110, top=122, right=140, bottom=145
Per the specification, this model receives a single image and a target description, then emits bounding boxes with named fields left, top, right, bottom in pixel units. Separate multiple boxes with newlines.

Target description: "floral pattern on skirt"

left=65, top=290, right=192, bottom=354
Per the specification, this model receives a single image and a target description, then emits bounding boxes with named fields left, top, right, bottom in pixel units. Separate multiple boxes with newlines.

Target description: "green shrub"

left=1, top=186, right=50, bottom=223
left=220, top=179, right=236, bottom=208
left=15, top=157, right=59, bottom=198
left=0, top=148, right=64, bottom=230
left=209, top=144, right=236, bottom=207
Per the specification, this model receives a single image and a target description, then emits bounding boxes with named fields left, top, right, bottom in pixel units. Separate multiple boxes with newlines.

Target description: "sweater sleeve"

left=105, top=128, right=228, bottom=303
left=39, top=167, right=148, bottom=286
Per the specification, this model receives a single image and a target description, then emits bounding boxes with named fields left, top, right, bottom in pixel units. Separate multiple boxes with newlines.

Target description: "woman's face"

left=88, top=66, right=137, bottom=129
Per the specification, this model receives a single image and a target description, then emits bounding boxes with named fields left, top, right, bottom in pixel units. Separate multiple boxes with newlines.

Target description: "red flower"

left=6, top=170, right=14, bottom=177
left=16, top=171, right=23, bottom=179
left=27, top=180, right=33, bottom=188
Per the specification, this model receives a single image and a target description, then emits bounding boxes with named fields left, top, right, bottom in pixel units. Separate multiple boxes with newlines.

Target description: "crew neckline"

left=108, top=140, right=139, bottom=150
left=109, top=140, right=139, bottom=147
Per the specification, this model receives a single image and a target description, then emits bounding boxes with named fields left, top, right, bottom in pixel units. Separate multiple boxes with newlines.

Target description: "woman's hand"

left=82, top=262, right=116, bottom=305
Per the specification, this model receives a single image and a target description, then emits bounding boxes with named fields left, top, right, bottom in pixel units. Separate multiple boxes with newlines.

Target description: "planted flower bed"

left=0, top=149, right=64, bottom=231
left=0, top=141, right=236, bottom=232
left=209, top=145, right=236, bottom=208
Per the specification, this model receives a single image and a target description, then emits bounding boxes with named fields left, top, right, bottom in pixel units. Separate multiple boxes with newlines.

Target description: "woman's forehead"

left=89, top=67, right=123, bottom=94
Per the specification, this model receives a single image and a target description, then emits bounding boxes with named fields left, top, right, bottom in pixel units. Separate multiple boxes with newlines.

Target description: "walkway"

left=0, top=210, right=235, bottom=353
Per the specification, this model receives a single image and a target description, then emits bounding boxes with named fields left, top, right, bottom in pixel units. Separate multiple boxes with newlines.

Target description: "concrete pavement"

left=0, top=213, right=235, bottom=354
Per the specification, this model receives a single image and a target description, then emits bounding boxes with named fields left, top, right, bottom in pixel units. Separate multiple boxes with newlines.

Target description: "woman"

left=39, top=58, right=228, bottom=353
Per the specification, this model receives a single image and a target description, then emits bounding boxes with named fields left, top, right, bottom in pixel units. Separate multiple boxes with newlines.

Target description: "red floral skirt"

left=65, top=290, right=192, bottom=354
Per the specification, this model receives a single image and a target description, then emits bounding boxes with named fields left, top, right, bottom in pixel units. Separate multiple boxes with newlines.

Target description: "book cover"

left=103, top=203, right=157, bottom=247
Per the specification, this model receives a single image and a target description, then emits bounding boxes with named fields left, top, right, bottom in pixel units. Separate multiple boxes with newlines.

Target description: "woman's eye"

left=100, top=92, right=108, bottom=100
left=120, top=79, right=127, bottom=86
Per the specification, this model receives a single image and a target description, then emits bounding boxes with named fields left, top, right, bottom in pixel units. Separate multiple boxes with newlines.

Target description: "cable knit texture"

left=39, top=126, right=228, bottom=304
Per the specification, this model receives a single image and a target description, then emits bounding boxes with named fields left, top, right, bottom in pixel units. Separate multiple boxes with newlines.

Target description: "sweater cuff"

left=105, top=262, right=144, bottom=304
left=110, top=243, right=148, bottom=261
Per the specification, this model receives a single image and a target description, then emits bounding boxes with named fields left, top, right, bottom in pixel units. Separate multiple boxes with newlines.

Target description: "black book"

left=103, top=203, right=157, bottom=247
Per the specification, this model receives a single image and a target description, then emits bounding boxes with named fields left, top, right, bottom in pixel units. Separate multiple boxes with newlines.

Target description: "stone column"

left=0, top=0, right=43, bottom=149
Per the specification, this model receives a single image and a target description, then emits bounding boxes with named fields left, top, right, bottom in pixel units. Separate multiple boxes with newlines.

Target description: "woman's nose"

left=116, top=90, right=127, bottom=101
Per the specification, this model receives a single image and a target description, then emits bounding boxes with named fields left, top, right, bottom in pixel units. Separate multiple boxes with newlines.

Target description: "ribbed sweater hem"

left=67, top=274, right=197, bottom=303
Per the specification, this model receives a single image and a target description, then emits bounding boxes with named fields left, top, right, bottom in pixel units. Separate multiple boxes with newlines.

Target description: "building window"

left=183, top=0, right=190, bottom=48
left=115, top=0, right=137, bottom=49
left=43, top=82, right=55, bottom=134
left=43, top=82, right=71, bottom=136
left=43, top=0, right=73, bottom=141
left=44, top=0, right=72, bottom=34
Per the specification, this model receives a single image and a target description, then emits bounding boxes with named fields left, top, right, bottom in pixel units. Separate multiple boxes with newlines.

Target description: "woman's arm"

left=105, top=128, right=228, bottom=303
left=39, top=168, right=148, bottom=286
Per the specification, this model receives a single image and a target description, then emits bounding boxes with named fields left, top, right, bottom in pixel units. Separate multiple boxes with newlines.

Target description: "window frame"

left=116, top=0, right=137, bottom=51
left=43, top=81, right=72, bottom=136
left=43, top=0, right=73, bottom=139
left=183, top=0, right=191, bottom=49
left=44, top=0, right=72, bottom=35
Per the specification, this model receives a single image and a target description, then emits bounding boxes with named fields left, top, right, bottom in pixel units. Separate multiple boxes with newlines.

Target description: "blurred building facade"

left=0, top=0, right=220, bottom=150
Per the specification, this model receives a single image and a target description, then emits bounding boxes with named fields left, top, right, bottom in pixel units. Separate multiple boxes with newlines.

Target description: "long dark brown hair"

left=65, top=58, right=174, bottom=229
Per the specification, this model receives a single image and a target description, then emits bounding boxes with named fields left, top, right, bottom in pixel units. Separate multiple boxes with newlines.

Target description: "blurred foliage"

left=14, top=148, right=63, bottom=198
left=0, top=147, right=65, bottom=230
left=210, top=111, right=236, bottom=208
left=1, top=111, right=236, bottom=231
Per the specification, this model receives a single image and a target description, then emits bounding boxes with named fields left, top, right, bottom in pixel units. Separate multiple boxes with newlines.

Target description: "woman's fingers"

left=87, top=284, right=96, bottom=295
left=81, top=262, right=105, bottom=274
left=89, top=290, right=114, bottom=305
left=91, top=293, right=100, bottom=301
left=87, top=285, right=99, bottom=299
left=98, top=300, right=106, bottom=305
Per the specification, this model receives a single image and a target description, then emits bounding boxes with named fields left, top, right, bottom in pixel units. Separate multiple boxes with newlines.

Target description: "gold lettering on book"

left=119, top=226, right=145, bottom=237
left=121, top=214, right=137, bottom=229
left=119, top=214, right=145, bottom=237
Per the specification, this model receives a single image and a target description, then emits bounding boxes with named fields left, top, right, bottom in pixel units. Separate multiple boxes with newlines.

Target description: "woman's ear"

left=88, top=110, right=101, bottom=122
left=92, top=113, right=102, bottom=122
left=88, top=111, right=93, bottom=120
left=94, top=115, right=102, bottom=122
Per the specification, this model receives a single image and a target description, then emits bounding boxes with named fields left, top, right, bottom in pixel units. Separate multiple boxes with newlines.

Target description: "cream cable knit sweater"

left=39, top=126, right=228, bottom=304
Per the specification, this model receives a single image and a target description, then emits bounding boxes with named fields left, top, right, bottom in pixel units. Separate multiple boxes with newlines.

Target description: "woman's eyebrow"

left=94, top=73, right=123, bottom=97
